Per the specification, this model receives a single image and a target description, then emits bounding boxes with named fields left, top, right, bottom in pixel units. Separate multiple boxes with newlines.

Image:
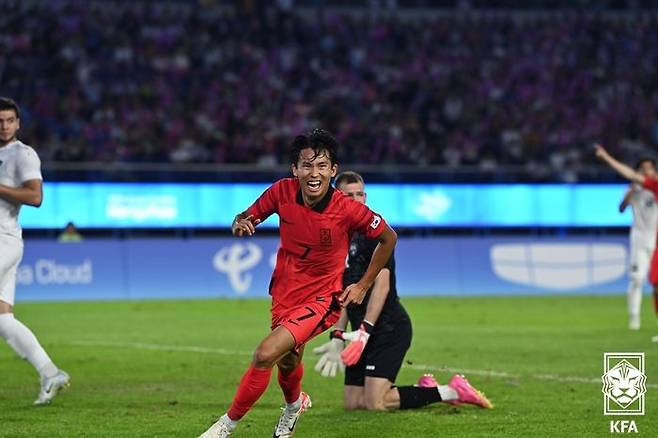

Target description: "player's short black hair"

left=0, top=97, right=20, bottom=118
left=289, top=128, right=339, bottom=166
left=335, top=171, right=364, bottom=188
left=635, top=157, right=656, bottom=170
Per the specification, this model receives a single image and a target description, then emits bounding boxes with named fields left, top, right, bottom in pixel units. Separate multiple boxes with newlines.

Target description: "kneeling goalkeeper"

left=314, top=171, right=493, bottom=411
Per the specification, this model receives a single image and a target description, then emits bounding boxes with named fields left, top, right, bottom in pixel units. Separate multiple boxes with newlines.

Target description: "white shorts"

left=0, top=234, right=23, bottom=306
left=629, top=233, right=655, bottom=283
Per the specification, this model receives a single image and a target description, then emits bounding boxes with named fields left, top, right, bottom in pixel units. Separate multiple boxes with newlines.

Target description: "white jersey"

left=629, top=184, right=658, bottom=249
left=0, top=140, right=42, bottom=240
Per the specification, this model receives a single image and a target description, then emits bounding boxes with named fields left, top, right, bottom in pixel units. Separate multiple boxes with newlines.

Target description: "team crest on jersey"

left=320, top=228, right=332, bottom=246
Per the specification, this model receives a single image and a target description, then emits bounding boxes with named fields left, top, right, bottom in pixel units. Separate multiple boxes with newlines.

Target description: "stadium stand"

left=1, top=1, right=657, bottom=182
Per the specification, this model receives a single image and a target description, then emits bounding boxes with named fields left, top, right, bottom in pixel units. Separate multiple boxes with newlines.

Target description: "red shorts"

left=272, top=293, right=341, bottom=351
left=650, top=249, right=658, bottom=286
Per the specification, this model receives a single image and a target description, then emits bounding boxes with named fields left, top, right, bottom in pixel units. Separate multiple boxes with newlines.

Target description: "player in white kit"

left=619, top=158, right=658, bottom=330
left=0, top=97, right=70, bottom=404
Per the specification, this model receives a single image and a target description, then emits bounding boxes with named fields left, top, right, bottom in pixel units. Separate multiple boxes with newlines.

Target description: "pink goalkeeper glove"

left=340, top=321, right=374, bottom=366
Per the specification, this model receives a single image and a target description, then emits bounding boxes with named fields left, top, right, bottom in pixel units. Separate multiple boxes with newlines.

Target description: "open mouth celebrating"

left=307, top=180, right=322, bottom=192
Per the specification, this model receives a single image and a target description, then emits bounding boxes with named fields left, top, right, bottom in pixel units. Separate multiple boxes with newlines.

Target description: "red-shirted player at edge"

left=199, top=129, right=398, bottom=438
left=595, top=143, right=658, bottom=342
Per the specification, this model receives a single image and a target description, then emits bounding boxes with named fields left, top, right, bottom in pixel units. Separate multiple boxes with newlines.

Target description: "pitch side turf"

left=1, top=295, right=656, bottom=437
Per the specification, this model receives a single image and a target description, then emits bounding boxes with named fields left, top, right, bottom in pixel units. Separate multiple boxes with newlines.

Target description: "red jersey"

left=644, top=176, right=658, bottom=196
left=246, top=178, right=387, bottom=311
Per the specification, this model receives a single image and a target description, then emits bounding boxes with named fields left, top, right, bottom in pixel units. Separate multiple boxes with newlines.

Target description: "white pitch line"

left=71, top=340, right=658, bottom=389
left=71, top=340, right=252, bottom=356
left=405, top=363, right=518, bottom=379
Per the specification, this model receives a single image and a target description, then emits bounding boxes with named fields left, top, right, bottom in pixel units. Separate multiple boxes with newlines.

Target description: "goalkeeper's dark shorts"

left=344, top=315, right=412, bottom=386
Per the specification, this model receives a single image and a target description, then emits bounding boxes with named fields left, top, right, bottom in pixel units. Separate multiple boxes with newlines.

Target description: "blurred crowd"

left=2, top=1, right=658, bottom=180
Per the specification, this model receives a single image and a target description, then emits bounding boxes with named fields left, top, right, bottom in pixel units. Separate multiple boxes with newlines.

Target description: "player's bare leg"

left=343, top=385, right=366, bottom=410
left=252, top=326, right=297, bottom=368
left=365, top=377, right=395, bottom=410
left=343, top=378, right=397, bottom=411
left=0, top=301, right=69, bottom=405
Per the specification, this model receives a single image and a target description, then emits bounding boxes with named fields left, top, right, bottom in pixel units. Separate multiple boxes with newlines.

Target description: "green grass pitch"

left=1, top=295, right=656, bottom=437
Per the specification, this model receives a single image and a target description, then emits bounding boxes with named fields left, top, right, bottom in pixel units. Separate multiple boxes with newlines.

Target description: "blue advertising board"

left=16, top=236, right=634, bottom=302
left=20, top=182, right=631, bottom=229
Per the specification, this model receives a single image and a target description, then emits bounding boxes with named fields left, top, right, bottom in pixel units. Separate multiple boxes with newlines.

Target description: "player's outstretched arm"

left=619, top=185, right=634, bottom=213
left=340, top=225, right=397, bottom=306
left=0, top=179, right=42, bottom=207
left=595, top=143, right=644, bottom=184
left=231, top=212, right=261, bottom=237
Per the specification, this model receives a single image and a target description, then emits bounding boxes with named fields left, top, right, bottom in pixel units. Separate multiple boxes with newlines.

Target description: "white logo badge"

left=370, top=215, right=381, bottom=229
left=213, top=243, right=262, bottom=295
left=602, top=353, right=646, bottom=416
left=413, top=191, right=452, bottom=222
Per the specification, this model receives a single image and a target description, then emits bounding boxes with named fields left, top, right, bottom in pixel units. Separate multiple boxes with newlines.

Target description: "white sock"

left=286, top=394, right=302, bottom=412
left=0, top=313, right=58, bottom=380
left=628, top=278, right=643, bottom=322
left=221, top=413, right=238, bottom=430
left=437, top=385, right=458, bottom=401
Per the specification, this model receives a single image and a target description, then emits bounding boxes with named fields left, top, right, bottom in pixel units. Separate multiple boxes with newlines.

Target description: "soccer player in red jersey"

left=595, top=144, right=658, bottom=341
left=199, top=129, right=397, bottom=438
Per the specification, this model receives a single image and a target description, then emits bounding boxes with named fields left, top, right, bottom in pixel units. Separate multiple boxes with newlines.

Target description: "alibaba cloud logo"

left=213, top=243, right=262, bottom=294
left=490, top=243, right=627, bottom=290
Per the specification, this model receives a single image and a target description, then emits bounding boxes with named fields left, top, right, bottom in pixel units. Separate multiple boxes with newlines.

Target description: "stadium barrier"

left=17, top=236, right=634, bottom=302
left=22, top=182, right=631, bottom=228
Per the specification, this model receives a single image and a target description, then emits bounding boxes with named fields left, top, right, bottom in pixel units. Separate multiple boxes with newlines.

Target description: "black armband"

left=360, top=320, right=375, bottom=334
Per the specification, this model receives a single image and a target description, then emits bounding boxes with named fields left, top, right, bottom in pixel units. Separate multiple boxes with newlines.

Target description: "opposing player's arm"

left=363, top=268, right=390, bottom=325
left=341, top=224, right=397, bottom=306
left=619, top=186, right=634, bottom=213
left=0, top=179, right=42, bottom=207
left=334, top=308, right=349, bottom=332
left=339, top=268, right=391, bottom=366
left=595, top=144, right=644, bottom=184
left=339, top=269, right=391, bottom=367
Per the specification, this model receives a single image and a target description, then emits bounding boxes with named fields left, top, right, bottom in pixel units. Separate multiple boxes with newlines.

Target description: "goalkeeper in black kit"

left=313, top=171, right=492, bottom=411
